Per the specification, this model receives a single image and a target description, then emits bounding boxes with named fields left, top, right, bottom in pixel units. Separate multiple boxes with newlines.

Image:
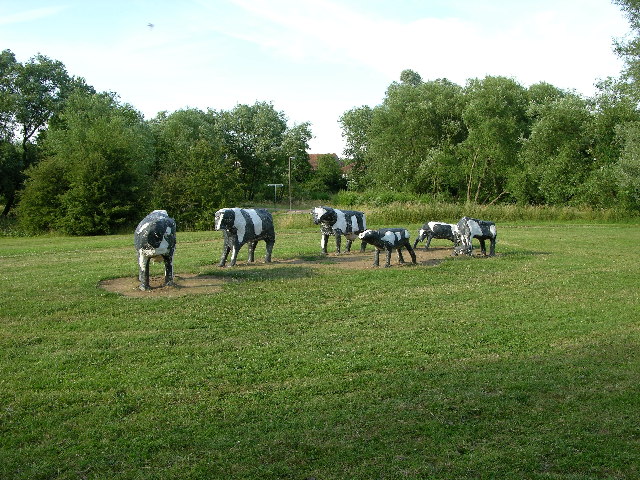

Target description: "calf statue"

left=134, top=209, right=177, bottom=291
left=311, top=206, right=367, bottom=254
left=453, top=216, right=497, bottom=256
left=358, top=228, right=417, bottom=267
left=413, top=221, right=458, bottom=250
left=215, top=208, right=275, bottom=267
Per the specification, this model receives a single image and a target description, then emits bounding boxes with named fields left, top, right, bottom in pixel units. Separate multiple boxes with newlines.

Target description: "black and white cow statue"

left=413, top=221, right=458, bottom=250
left=358, top=228, right=417, bottom=267
left=453, top=216, right=497, bottom=257
left=311, top=206, right=367, bottom=254
left=214, top=208, right=275, bottom=267
left=134, top=209, right=177, bottom=291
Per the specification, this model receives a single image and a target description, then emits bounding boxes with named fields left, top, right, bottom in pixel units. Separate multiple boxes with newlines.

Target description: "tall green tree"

left=218, top=102, right=288, bottom=201
left=461, top=76, right=529, bottom=203
left=515, top=95, right=594, bottom=205
left=613, top=0, right=640, bottom=97
left=149, top=108, right=242, bottom=229
left=0, top=50, right=93, bottom=216
left=365, top=76, right=467, bottom=193
left=339, top=105, right=373, bottom=188
left=18, top=91, right=153, bottom=234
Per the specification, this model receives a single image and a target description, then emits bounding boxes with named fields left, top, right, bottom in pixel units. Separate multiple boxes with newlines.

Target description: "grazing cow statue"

left=214, top=208, right=275, bottom=267
left=453, top=216, right=497, bottom=256
left=134, top=209, right=177, bottom=291
left=311, top=206, right=367, bottom=254
left=358, top=228, right=417, bottom=267
left=413, top=221, right=458, bottom=250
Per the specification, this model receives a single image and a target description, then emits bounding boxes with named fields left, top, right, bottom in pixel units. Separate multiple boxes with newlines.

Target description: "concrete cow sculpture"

left=311, top=206, right=367, bottom=254
left=134, top=209, right=177, bottom=291
left=214, top=208, right=275, bottom=267
left=359, top=228, right=417, bottom=267
left=453, top=216, right=497, bottom=257
left=413, top=221, right=458, bottom=250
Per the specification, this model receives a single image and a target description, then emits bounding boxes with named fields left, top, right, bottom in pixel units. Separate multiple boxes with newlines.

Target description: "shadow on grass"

left=200, top=264, right=317, bottom=282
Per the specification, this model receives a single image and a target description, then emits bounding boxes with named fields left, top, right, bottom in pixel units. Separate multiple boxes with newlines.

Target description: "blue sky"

left=2, top=0, right=631, bottom=154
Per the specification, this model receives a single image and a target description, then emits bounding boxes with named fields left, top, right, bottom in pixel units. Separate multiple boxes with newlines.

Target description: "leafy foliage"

left=18, top=91, right=153, bottom=235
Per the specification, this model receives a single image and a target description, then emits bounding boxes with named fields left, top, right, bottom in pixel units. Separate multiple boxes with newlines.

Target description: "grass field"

left=1, top=221, right=639, bottom=479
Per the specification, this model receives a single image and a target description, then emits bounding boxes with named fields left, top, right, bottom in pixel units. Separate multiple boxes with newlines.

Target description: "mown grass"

left=1, top=222, right=639, bottom=479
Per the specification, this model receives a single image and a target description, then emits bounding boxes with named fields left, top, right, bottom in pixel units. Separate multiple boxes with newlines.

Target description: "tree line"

left=1, top=49, right=344, bottom=234
left=2, top=0, right=640, bottom=235
left=340, top=72, right=640, bottom=210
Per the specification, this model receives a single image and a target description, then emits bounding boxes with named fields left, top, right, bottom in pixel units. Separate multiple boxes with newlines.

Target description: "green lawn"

left=1, top=223, right=639, bottom=479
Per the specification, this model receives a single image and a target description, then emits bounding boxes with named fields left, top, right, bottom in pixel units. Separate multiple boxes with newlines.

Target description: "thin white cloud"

left=214, top=0, right=626, bottom=94
left=0, top=6, right=68, bottom=26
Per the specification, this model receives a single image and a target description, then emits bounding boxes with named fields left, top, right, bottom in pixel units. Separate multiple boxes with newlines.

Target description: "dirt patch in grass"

left=99, top=246, right=459, bottom=297
left=99, top=274, right=227, bottom=298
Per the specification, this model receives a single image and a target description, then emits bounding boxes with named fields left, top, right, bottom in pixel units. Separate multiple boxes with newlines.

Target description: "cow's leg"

left=373, top=249, right=381, bottom=267
left=360, top=239, right=367, bottom=252
left=489, top=237, right=496, bottom=256
left=425, top=234, right=434, bottom=249
left=321, top=234, right=329, bottom=254
left=138, top=253, right=151, bottom=291
left=406, top=242, right=417, bottom=264
left=229, top=244, right=240, bottom=267
left=335, top=234, right=342, bottom=254
left=397, top=248, right=406, bottom=264
left=247, top=241, right=257, bottom=263
left=384, top=248, right=393, bottom=268
left=345, top=238, right=353, bottom=252
left=479, top=239, right=487, bottom=256
left=162, top=253, right=175, bottom=286
left=219, top=244, right=231, bottom=267
left=264, top=237, right=275, bottom=263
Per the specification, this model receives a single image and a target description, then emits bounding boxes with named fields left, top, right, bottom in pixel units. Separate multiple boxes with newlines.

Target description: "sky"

left=1, top=0, right=632, bottom=154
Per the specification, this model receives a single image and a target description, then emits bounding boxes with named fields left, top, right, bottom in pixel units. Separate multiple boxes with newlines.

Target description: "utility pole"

left=288, top=156, right=293, bottom=211
left=267, top=183, right=283, bottom=210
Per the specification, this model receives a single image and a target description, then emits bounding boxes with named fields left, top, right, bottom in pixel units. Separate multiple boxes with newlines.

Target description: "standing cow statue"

left=214, top=208, right=275, bottom=267
left=311, top=206, right=367, bottom=254
left=413, top=221, right=458, bottom=250
left=134, top=209, right=177, bottom=291
left=453, top=216, right=497, bottom=256
left=358, top=228, right=417, bottom=268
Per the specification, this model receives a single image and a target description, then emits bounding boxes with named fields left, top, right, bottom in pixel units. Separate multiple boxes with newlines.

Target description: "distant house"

left=308, top=153, right=352, bottom=174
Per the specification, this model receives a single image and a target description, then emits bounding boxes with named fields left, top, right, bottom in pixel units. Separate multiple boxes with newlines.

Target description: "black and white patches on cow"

left=134, top=209, right=177, bottom=291
left=311, top=206, right=367, bottom=254
left=453, top=216, right=497, bottom=257
left=214, top=208, right=275, bottom=267
left=413, top=221, right=458, bottom=250
left=358, top=228, right=417, bottom=267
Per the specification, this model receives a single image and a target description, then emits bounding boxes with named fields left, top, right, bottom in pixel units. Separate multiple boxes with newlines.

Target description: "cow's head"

left=311, top=206, right=336, bottom=225
left=358, top=229, right=377, bottom=241
left=214, top=208, right=234, bottom=230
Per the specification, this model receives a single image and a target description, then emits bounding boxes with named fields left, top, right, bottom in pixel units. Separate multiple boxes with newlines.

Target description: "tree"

left=0, top=50, right=93, bottom=216
left=399, top=69, right=423, bottom=86
left=365, top=76, right=467, bottom=194
left=18, top=91, right=153, bottom=234
left=218, top=102, right=288, bottom=201
left=613, top=0, right=640, bottom=98
left=339, top=105, right=373, bottom=188
left=149, top=108, right=242, bottom=229
left=308, top=154, right=347, bottom=194
left=514, top=95, right=594, bottom=205
left=461, top=76, right=529, bottom=203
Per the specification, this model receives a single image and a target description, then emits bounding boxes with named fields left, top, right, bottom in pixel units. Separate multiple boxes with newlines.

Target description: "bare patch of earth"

left=99, top=246, right=456, bottom=297
left=99, top=274, right=226, bottom=298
